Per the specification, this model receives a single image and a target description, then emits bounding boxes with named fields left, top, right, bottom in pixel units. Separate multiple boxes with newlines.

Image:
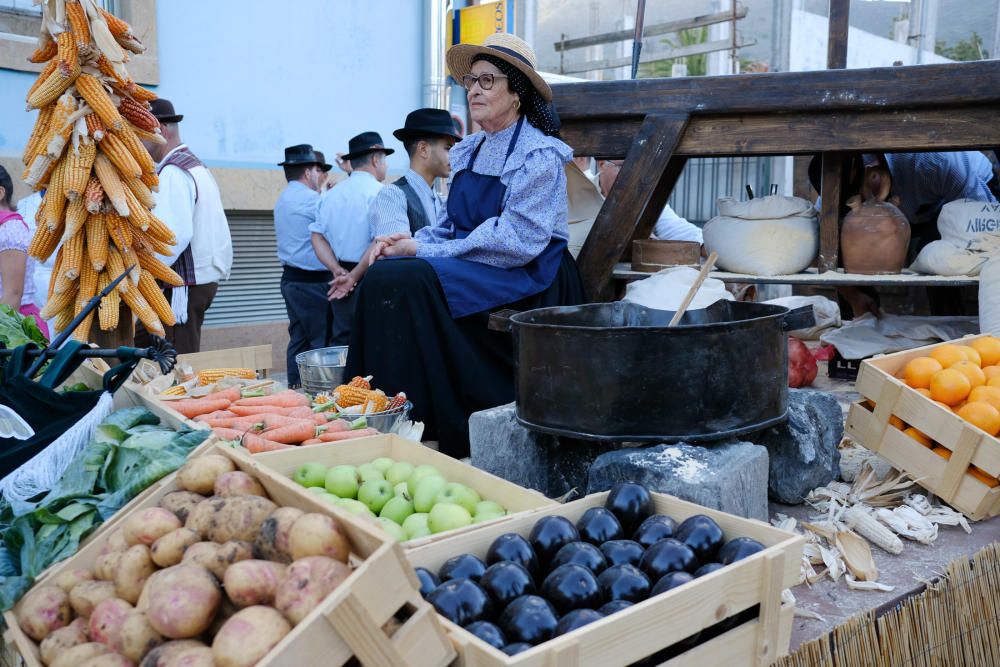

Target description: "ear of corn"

left=25, top=60, right=58, bottom=102
left=83, top=176, right=104, bottom=213
left=98, top=7, right=132, bottom=38
left=66, top=2, right=91, bottom=47
left=45, top=92, right=77, bottom=160
left=121, top=287, right=163, bottom=336
left=93, top=153, right=129, bottom=215
left=27, top=222, right=60, bottom=262
left=121, top=246, right=142, bottom=285
left=197, top=368, right=257, bottom=386
left=126, top=122, right=165, bottom=146
left=27, top=39, right=58, bottom=64
left=44, top=157, right=69, bottom=231
left=99, top=131, right=141, bottom=177
left=62, top=197, right=88, bottom=242
left=22, top=105, right=54, bottom=165
left=386, top=392, right=408, bottom=411
left=95, top=54, right=127, bottom=87
left=61, top=229, right=85, bottom=280
left=348, top=375, right=373, bottom=390
left=107, top=210, right=133, bottom=251
left=137, top=270, right=175, bottom=326
left=113, top=125, right=155, bottom=174
left=40, top=283, right=77, bottom=319
left=118, top=97, right=159, bottom=133
left=55, top=31, right=77, bottom=66
left=76, top=74, right=124, bottom=131
left=144, top=211, right=176, bottom=245
left=125, top=80, right=157, bottom=103
left=54, top=306, right=74, bottom=334
left=333, top=385, right=371, bottom=408
left=24, top=154, right=55, bottom=190
left=139, top=170, right=159, bottom=189
left=27, top=58, right=80, bottom=110
left=65, top=140, right=97, bottom=199
left=362, top=390, right=389, bottom=414
left=77, top=259, right=98, bottom=306
left=137, top=251, right=183, bottom=287
left=98, top=271, right=121, bottom=331
left=86, top=211, right=109, bottom=270
left=106, top=245, right=130, bottom=292
left=133, top=228, right=173, bottom=257
left=50, top=248, right=72, bottom=295
left=123, top=173, right=156, bottom=210
left=85, top=112, right=106, bottom=142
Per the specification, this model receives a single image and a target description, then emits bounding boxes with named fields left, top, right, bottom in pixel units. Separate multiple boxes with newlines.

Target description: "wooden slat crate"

left=243, top=434, right=557, bottom=546
left=846, top=334, right=1000, bottom=520
left=3, top=441, right=455, bottom=667
left=406, top=491, right=804, bottom=667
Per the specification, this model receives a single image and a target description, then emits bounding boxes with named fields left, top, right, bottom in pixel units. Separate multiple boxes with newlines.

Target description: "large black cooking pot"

left=496, top=300, right=814, bottom=442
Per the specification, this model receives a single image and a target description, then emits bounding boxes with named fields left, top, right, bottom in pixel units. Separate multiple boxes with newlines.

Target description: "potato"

left=186, top=495, right=277, bottom=542
left=53, top=568, right=95, bottom=594
left=151, top=528, right=200, bottom=568
left=135, top=570, right=161, bottom=613
left=95, top=552, right=123, bottom=581
left=212, top=606, right=291, bottom=667
left=106, top=529, right=130, bottom=554
left=16, top=585, right=71, bottom=641
left=137, top=640, right=206, bottom=667
left=70, top=581, right=118, bottom=618
left=214, top=471, right=266, bottom=498
left=120, top=611, right=164, bottom=664
left=252, top=507, right=303, bottom=563
left=124, top=508, right=183, bottom=547
left=79, top=655, right=135, bottom=667
left=178, top=455, right=235, bottom=495
left=223, top=560, right=287, bottom=607
left=39, top=617, right=88, bottom=665
left=287, top=513, right=350, bottom=562
left=50, top=643, right=111, bottom=667
left=87, top=598, right=132, bottom=652
left=275, top=556, right=352, bottom=625
left=146, top=564, right=222, bottom=639
left=182, top=541, right=252, bottom=580
left=164, top=646, right=214, bottom=667
left=115, top=545, right=157, bottom=604
left=158, top=491, right=206, bottom=524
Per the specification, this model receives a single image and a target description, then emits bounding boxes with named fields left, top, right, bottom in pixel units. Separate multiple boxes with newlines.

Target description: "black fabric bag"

left=0, top=342, right=137, bottom=478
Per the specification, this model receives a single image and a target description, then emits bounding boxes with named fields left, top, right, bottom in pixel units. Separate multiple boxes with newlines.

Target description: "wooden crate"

left=3, top=441, right=455, bottom=667
left=243, top=434, right=557, bottom=546
left=846, top=333, right=1000, bottom=520
left=406, top=491, right=804, bottom=667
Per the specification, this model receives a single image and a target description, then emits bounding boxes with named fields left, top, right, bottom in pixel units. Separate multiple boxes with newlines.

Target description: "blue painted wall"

left=1, top=0, right=427, bottom=171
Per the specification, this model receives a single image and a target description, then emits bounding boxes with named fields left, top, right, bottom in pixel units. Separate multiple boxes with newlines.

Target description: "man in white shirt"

left=139, top=99, right=233, bottom=353
left=597, top=159, right=703, bottom=243
left=311, top=132, right=389, bottom=346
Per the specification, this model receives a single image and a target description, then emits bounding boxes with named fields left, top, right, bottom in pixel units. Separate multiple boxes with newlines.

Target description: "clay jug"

left=840, top=166, right=910, bottom=274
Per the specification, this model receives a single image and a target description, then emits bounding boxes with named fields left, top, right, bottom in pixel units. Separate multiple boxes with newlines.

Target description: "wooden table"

left=551, top=60, right=1000, bottom=301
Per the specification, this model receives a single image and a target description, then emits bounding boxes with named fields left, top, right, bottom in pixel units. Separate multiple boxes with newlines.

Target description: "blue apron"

left=422, top=116, right=566, bottom=318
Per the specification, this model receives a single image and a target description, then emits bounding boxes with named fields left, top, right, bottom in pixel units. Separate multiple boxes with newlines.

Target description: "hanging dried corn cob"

left=22, top=0, right=173, bottom=343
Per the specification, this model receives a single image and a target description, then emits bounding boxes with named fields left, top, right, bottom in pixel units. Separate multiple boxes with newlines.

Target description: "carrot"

left=200, top=417, right=261, bottom=430
left=169, top=398, right=233, bottom=419
left=301, top=438, right=324, bottom=446
left=203, top=386, right=242, bottom=402
left=234, top=390, right=309, bottom=408
left=258, top=414, right=318, bottom=431
left=242, top=432, right=294, bottom=453
left=193, top=410, right=237, bottom=422
left=286, top=406, right=315, bottom=419
left=229, top=405, right=299, bottom=417
left=258, top=420, right=319, bottom=445
left=316, top=427, right=379, bottom=442
left=212, top=426, right=254, bottom=440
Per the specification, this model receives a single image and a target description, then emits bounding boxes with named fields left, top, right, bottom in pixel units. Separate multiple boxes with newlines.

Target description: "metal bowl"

left=296, top=346, right=348, bottom=394
left=348, top=402, right=413, bottom=434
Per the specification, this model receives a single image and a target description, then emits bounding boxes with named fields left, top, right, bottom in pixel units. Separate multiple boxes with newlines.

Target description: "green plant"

left=935, top=32, right=988, bottom=61
left=639, top=26, right=709, bottom=78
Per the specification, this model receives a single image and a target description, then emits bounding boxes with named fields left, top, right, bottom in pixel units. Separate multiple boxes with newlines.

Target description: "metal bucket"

left=295, top=346, right=348, bottom=395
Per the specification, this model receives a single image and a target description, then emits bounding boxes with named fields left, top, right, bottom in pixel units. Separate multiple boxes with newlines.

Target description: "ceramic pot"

left=840, top=167, right=911, bottom=274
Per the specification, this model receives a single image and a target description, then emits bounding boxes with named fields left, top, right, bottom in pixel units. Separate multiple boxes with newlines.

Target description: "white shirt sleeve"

left=652, top=204, right=703, bottom=244
left=151, top=165, right=196, bottom=265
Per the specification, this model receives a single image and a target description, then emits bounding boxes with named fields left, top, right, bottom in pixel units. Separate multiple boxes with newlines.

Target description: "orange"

left=929, top=368, right=972, bottom=406
left=915, top=388, right=933, bottom=398
left=889, top=415, right=906, bottom=430
left=933, top=400, right=953, bottom=412
left=932, top=445, right=952, bottom=459
left=957, top=401, right=1000, bottom=436
left=970, top=337, right=1000, bottom=366
left=969, top=466, right=1000, bottom=488
left=902, top=357, right=943, bottom=389
left=989, top=376, right=1000, bottom=389
left=904, top=427, right=933, bottom=448
left=983, top=366, right=1000, bottom=381
left=950, top=361, right=986, bottom=389
left=930, top=344, right=970, bottom=369
left=956, top=345, right=983, bottom=367
left=969, top=386, right=1000, bottom=412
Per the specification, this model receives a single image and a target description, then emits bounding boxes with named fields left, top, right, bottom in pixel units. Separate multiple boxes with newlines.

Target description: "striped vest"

left=157, top=147, right=201, bottom=286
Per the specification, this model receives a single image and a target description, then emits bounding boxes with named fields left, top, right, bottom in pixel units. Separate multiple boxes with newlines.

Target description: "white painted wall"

left=789, top=8, right=951, bottom=71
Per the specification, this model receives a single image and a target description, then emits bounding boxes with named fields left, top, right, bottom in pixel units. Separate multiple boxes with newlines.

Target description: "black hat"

left=341, top=132, right=394, bottom=161
left=149, top=98, right=183, bottom=123
left=393, top=108, right=462, bottom=143
left=314, top=150, right=333, bottom=172
left=279, top=144, right=322, bottom=167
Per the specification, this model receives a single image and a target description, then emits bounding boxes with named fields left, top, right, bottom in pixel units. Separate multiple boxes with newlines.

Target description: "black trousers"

left=281, top=267, right=334, bottom=386
left=330, top=261, right=359, bottom=347
left=345, top=252, right=584, bottom=458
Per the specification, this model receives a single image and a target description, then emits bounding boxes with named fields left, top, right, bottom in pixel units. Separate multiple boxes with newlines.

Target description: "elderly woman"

left=345, top=33, right=582, bottom=458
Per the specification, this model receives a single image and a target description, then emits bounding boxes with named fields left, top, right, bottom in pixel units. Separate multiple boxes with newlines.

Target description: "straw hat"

left=447, top=33, right=553, bottom=103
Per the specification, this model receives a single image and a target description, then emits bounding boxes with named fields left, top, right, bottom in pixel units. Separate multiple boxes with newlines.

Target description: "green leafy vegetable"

left=0, top=305, right=48, bottom=350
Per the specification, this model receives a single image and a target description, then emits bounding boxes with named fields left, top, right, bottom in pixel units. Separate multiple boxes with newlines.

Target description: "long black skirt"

left=345, top=251, right=584, bottom=458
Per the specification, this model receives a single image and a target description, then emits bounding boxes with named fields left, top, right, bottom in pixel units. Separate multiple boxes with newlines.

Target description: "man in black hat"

left=329, top=109, right=460, bottom=301
left=274, top=144, right=334, bottom=387
left=137, top=98, right=232, bottom=354
left=310, top=132, right=391, bottom=346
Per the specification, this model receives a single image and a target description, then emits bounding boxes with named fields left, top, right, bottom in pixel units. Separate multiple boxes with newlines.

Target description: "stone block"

left=756, top=388, right=843, bottom=504
left=585, top=442, right=770, bottom=521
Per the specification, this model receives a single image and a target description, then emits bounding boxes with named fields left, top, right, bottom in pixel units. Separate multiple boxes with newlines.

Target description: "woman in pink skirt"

left=0, top=166, right=49, bottom=339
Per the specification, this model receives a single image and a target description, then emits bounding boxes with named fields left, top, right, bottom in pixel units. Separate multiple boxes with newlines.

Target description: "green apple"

left=372, top=457, right=395, bottom=474
left=385, top=461, right=415, bottom=487
left=472, top=500, right=506, bottom=523
left=434, top=482, right=481, bottom=514
left=402, top=513, right=431, bottom=540
left=337, top=498, right=376, bottom=520
left=358, top=463, right=385, bottom=483
left=407, top=465, right=442, bottom=496
left=393, top=482, right=410, bottom=498
left=325, top=465, right=360, bottom=498
left=307, top=486, right=328, bottom=495
left=319, top=492, right=341, bottom=503
left=357, top=479, right=393, bottom=514
left=292, top=462, right=327, bottom=488
left=380, top=495, right=415, bottom=525
left=412, top=475, right=448, bottom=513
left=428, top=502, right=472, bottom=534
left=378, top=517, right=409, bottom=541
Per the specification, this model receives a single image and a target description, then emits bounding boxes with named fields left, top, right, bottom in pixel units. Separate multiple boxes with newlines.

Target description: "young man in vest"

left=138, top=99, right=233, bottom=353
left=329, top=109, right=460, bottom=301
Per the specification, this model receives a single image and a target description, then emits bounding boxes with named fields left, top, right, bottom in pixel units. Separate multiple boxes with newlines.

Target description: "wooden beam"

left=553, top=8, right=748, bottom=52
left=818, top=153, right=846, bottom=271
left=576, top=113, right=690, bottom=300
left=550, top=60, right=1000, bottom=119
left=827, top=0, right=850, bottom=69
left=560, top=106, right=1000, bottom=158
left=561, top=39, right=755, bottom=75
